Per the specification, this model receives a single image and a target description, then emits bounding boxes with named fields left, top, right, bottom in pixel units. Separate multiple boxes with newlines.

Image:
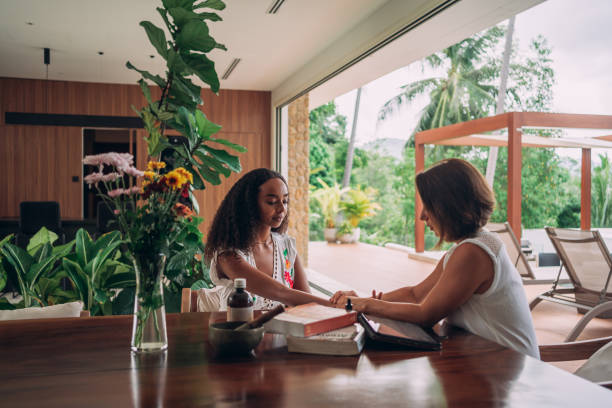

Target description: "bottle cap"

left=234, top=278, right=246, bottom=289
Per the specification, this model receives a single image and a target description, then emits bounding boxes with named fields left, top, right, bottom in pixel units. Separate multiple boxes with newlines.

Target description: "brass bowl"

left=208, top=322, right=264, bottom=356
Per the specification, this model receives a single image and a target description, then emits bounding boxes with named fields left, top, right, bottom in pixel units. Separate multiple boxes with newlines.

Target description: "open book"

left=287, top=323, right=365, bottom=356
left=358, top=314, right=441, bottom=350
left=263, top=303, right=357, bottom=337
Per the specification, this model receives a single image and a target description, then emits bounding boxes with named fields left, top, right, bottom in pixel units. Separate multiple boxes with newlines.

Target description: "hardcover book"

left=287, top=323, right=365, bottom=356
left=263, top=303, right=357, bottom=337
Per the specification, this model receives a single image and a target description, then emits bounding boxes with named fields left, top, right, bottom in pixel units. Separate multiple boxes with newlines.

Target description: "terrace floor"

left=307, top=241, right=612, bottom=372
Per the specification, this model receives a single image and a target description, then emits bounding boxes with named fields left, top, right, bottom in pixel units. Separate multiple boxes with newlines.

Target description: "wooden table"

left=1, top=313, right=611, bottom=407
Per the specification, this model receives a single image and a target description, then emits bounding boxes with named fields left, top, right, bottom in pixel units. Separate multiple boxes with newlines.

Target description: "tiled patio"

left=307, top=241, right=612, bottom=371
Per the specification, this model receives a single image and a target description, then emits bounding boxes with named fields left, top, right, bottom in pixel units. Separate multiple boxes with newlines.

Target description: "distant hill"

left=360, top=138, right=407, bottom=159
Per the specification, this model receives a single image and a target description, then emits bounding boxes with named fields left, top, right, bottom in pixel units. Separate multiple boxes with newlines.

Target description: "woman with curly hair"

left=201, top=168, right=331, bottom=310
left=330, top=158, right=539, bottom=358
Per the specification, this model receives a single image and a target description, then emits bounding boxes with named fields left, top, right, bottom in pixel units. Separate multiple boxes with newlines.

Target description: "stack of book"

left=263, top=303, right=364, bottom=355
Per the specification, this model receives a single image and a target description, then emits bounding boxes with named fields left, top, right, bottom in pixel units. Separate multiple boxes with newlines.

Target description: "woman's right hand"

left=371, top=290, right=383, bottom=300
left=330, top=290, right=358, bottom=304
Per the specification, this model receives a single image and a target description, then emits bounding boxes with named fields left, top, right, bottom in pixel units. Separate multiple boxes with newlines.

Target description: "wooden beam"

left=415, top=142, right=425, bottom=253
left=415, top=112, right=510, bottom=145
left=520, top=112, right=612, bottom=130
left=581, top=148, right=591, bottom=230
left=507, top=113, right=522, bottom=240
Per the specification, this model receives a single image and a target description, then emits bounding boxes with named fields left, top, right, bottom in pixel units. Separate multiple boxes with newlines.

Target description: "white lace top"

left=444, top=229, right=540, bottom=358
left=206, top=232, right=298, bottom=311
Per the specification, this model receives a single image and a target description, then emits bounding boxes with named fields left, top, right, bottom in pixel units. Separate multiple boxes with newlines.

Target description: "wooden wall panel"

left=0, top=77, right=271, bottom=232
left=0, top=125, right=82, bottom=218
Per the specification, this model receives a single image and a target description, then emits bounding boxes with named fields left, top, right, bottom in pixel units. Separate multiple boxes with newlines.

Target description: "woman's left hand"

left=332, top=295, right=370, bottom=313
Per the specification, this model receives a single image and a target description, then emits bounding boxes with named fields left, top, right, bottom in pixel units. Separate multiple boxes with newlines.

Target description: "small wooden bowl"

left=208, top=322, right=264, bottom=356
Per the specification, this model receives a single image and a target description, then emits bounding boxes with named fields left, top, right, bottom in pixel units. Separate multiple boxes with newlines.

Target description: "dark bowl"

left=208, top=321, right=265, bottom=356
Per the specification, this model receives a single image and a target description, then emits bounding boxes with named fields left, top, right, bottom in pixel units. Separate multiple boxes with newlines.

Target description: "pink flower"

left=123, top=166, right=144, bottom=177
left=127, top=186, right=142, bottom=195
left=101, top=172, right=120, bottom=182
left=108, top=188, right=125, bottom=198
left=84, top=172, right=104, bottom=187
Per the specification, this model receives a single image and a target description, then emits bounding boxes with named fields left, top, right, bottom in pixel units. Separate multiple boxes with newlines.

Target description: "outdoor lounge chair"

left=529, top=227, right=612, bottom=342
left=486, top=222, right=535, bottom=280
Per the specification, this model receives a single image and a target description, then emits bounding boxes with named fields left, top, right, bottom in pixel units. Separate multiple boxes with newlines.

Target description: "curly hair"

left=416, top=158, right=495, bottom=246
left=204, top=168, right=289, bottom=263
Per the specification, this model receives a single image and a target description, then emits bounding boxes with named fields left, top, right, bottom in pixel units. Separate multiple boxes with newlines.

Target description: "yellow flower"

left=143, top=171, right=156, bottom=181
left=147, top=161, right=166, bottom=171
left=175, top=167, right=193, bottom=184
left=164, top=170, right=187, bottom=190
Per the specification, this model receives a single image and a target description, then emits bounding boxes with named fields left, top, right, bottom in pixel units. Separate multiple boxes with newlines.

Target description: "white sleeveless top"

left=444, top=229, right=540, bottom=358
left=204, top=232, right=298, bottom=311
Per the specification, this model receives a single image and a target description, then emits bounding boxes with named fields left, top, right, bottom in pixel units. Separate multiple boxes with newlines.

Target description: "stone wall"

left=287, top=94, right=310, bottom=266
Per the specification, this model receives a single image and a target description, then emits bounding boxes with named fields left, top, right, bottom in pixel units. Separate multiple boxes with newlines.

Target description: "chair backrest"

left=485, top=222, right=535, bottom=279
left=181, top=288, right=199, bottom=313
left=545, top=227, right=612, bottom=296
left=19, top=201, right=61, bottom=234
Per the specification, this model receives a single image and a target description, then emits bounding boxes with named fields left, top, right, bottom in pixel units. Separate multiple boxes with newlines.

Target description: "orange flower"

left=174, top=203, right=194, bottom=217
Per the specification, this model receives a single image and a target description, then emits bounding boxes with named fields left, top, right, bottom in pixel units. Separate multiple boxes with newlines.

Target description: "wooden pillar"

left=415, top=142, right=425, bottom=252
left=581, top=148, right=591, bottom=230
left=507, top=113, right=522, bottom=239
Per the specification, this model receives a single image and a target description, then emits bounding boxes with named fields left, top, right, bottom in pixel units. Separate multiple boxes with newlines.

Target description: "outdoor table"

left=1, top=312, right=611, bottom=407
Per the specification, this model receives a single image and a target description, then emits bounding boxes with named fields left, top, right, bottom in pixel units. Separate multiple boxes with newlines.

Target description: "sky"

left=332, top=0, right=612, bottom=165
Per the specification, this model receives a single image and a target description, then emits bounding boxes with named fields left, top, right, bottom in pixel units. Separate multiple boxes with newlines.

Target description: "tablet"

left=358, top=313, right=441, bottom=350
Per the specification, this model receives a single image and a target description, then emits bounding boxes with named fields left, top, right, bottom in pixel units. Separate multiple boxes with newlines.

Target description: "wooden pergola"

left=414, top=112, right=612, bottom=252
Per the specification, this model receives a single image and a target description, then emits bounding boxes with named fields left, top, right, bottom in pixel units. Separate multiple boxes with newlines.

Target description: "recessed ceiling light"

left=26, top=21, right=34, bottom=26
left=149, top=55, right=155, bottom=58
left=98, top=51, right=104, bottom=55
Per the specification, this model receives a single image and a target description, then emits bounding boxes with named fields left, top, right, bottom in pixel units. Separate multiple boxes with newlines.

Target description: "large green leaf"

left=199, top=145, right=241, bottom=172
left=193, top=0, right=226, bottom=10
left=62, top=258, right=89, bottom=307
left=92, top=230, right=122, bottom=256
left=75, top=228, right=93, bottom=267
left=126, top=62, right=166, bottom=88
left=190, top=152, right=222, bottom=185
left=176, top=20, right=215, bottom=53
left=26, top=250, right=63, bottom=290
left=182, top=53, right=219, bottom=93
left=140, top=21, right=168, bottom=59
left=196, top=12, right=222, bottom=22
left=51, top=240, right=76, bottom=258
left=185, top=163, right=206, bottom=190
left=104, top=272, right=136, bottom=289
left=1, top=244, right=33, bottom=283
left=168, top=7, right=200, bottom=27
left=27, top=227, right=58, bottom=255
left=138, top=79, right=153, bottom=105
left=171, top=74, right=202, bottom=105
left=195, top=153, right=231, bottom=177
left=163, top=0, right=193, bottom=9
left=194, top=109, right=222, bottom=139
left=88, top=240, right=123, bottom=286
left=0, top=298, right=16, bottom=310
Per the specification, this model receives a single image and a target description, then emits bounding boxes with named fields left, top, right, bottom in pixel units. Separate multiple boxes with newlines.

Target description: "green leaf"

left=194, top=153, right=231, bottom=177
left=200, top=145, right=242, bottom=172
left=62, top=258, right=89, bottom=307
left=126, top=62, right=166, bottom=88
left=0, top=298, right=16, bottom=310
left=190, top=279, right=211, bottom=290
left=168, top=7, right=200, bottom=27
left=182, top=53, right=220, bottom=93
left=193, top=0, right=226, bottom=10
left=176, top=20, right=214, bottom=53
left=0, top=234, right=13, bottom=247
left=172, top=75, right=202, bottom=105
left=186, top=164, right=206, bottom=189
left=197, top=12, right=222, bottom=22
left=26, top=227, right=58, bottom=254
left=112, top=287, right=135, bottom=315
left=104, top=272, right=136, bottom=289
left=138, top=79, right=153, bottom=105
left=163, top=0, right=193, bottom=9
left=166, top=49, right=189, bottom=75
left=0, top=266, right=6, bottom=292
left=190, top=153, right=222, bottom=185
left=208, top=136, right=247, bottom=152
left=92, top=230, right=122, bottom=256
left=88, top=240, right=123, bottom=286
left=26, top=251, right=63, bottom=290
left=51, top=240, right=75, bottom=258
left=75, top=228, right=93, bottom=267
left=140, top=21, right=168, bottom=59
left=194, top=110, right=222, bottom=139
left=1, top=243, right=33, bottom=283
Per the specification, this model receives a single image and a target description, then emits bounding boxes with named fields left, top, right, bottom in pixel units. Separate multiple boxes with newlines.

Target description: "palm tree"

left=378, top=26, right=505, bottom=141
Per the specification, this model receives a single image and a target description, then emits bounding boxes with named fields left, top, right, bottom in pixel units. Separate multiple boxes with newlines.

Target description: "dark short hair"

left=416, top=158, right=495, bottom=246
left=204, top=168, right=289, bottom=262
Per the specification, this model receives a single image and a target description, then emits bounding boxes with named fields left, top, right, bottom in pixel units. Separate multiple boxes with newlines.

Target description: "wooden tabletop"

left=1, top=312, right=611, bottom=407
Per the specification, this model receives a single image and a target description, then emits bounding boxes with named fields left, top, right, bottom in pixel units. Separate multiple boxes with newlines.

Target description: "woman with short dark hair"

left=203, top=168, right=330, bottom=310
left=331, top=158, right=539, bottom=358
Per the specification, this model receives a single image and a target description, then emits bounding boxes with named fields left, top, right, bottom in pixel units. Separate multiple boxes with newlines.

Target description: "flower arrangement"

left=83, top=151, right=194, bottom=351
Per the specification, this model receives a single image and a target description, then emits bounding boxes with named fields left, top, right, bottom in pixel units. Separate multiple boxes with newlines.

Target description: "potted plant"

left=337, top=186, right=380, bottom=243
left=336, top=221, right=357, bottom=244
left=310, top=180, right=348, bottom=243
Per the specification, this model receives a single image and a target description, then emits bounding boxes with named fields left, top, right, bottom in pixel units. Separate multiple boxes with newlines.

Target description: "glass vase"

left=131, top=251, right=168, bottom=352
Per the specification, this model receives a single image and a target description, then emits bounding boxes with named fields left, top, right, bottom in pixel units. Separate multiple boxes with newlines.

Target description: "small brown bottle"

left=227, top=278, right=254, bottom=322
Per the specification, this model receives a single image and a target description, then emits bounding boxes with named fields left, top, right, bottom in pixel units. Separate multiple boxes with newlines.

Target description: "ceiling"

left=0, top=0, right=544, bottom=109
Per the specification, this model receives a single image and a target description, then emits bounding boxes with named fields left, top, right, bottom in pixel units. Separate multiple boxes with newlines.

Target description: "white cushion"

left=0, top=301, right=84, bottom=321
left=574, top=340, right=612, bottom=383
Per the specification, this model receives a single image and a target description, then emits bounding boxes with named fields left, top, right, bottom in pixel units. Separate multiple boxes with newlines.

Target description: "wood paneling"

left=0, top=77, right=271, bottom=228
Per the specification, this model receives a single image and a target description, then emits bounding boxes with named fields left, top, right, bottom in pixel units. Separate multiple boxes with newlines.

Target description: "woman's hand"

left=329, top=290, right=357, bottom=304
left=332, top=295, right=371, bottom=313
left=371, top=290, right=383, bottom=300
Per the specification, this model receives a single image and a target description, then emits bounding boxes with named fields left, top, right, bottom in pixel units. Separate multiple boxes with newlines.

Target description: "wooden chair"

left=180, top=288, right=199, bottom=313
left=540, top=336, right=612, bottom=389
left=530, top=227, right=612, bottom=341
